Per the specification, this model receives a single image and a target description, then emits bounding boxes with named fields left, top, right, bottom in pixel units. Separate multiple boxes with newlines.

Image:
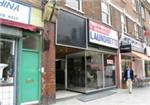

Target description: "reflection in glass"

left=67, top=51, right=116, bottom=92
left=0, top=38, right=15, bottom=84
left=67, top=52, right=85, bottom=92
left=23, top=36, right=38, bottom=50
left=104, top=54, right=116, bottom=87
left=86, top=51, right=103, bottom=90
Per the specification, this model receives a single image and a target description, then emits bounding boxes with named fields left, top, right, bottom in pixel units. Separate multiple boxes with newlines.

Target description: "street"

left=54, top=86, right=150, bottom=105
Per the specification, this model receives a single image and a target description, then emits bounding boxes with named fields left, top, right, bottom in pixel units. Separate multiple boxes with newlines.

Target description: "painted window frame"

left=121, top=14, right=127, bottom=33
left=101, top=2, right=111, bottom=25
left=65, top=0, right=82, bottom=12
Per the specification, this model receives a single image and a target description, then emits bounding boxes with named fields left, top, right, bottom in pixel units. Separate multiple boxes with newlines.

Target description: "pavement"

left=54, top=86, right=150, bottom=105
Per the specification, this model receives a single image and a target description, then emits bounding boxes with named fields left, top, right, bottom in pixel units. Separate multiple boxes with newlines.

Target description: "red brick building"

left=42, top=0, right=150, bottom=104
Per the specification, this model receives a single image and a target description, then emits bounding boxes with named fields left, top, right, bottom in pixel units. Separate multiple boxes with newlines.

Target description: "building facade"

left=0, top=0, right=43, bottom=105
left=1, top=0, right=150, bottom=105
left=42, top=0, right=150, bottom=104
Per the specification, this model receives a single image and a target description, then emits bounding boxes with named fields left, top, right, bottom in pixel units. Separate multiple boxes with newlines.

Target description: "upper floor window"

left=132, top=0, right=138, bottom=11
left=148, top=12, right=150, bottom=22
left=66, top=0, right=82, bottom=11
left=141, top=5, right=145, bottom=19
left=132, top=0, right=136, bottom=11
left=121, top=14, right=127, bottom=33
left=134, top=24, right=139, bottom=39
left=101, top=2, right=111, bottom=25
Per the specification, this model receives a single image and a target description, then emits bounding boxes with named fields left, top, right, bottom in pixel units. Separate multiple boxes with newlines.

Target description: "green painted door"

left=18, top=31, right=42, bottom=105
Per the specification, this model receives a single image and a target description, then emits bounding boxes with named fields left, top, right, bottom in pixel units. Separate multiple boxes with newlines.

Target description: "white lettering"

left=0, top=0, right=20, bottom=11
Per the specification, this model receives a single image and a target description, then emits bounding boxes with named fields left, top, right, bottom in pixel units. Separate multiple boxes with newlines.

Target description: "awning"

left=0, top=19, right=37, bottom=32
left=131, top=51, right=150, bottom=61
left=121, top=51, right=150, bottom=61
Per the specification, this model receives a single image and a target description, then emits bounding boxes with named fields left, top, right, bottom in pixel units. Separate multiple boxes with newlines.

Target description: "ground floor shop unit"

left=56, top=46, right=118, bottom=94
left=0, top=22, right=42, bottom=105
left=121, top=52, right=150, bottom=79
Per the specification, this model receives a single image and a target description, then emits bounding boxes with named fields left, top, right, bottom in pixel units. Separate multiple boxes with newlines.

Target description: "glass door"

left=104, top=54, right=116, bottom=87
left=0, top=38, right=16, bottom=105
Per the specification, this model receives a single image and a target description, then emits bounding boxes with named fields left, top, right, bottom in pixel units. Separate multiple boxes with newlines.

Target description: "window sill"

left=101, top=22, right=113, bottom=28
left=65, top=4, right=84, bottom=14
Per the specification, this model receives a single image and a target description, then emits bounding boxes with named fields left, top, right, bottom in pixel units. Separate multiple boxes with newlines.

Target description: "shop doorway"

left=18, top=32, right=42, bottom=105
left=0, top=38, right=16, bottom=105
left=56, top=59, right=65, bottom=90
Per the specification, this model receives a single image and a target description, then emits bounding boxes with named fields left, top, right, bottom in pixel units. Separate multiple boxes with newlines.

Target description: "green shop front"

left=0, top=1, right=42, bottom=105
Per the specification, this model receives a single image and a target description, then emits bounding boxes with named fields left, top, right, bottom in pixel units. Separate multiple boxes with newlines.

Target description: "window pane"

left=145, top=61, right=150, bottom=77
left=104, top=54, right=116, bottom=87
left=102, top=2, right=108, bottom=13
left=86, top=51, right=103, bottom=90
left=67, top=51, right=86, bottom=92
left=102, top=13, right=108, bottom=24
left=0, top=38, right=15, bottom=83
left=141, top=6, right=145, bottom=18
left=66, top=0, right=79, bottom=10
left=23, top=36, right=38, bottom=50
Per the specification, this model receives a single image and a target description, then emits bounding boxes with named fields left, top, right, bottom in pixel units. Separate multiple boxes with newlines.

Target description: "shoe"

left=129, top=92, right=132, bottom=94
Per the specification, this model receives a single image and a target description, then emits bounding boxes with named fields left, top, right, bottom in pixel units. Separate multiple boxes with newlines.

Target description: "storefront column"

left=42, top=22, right=56, bottom=104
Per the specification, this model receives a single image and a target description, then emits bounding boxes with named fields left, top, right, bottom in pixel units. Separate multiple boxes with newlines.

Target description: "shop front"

left=67, top=50, right=117, bottom=93
left=56, top=10, right=118, bottom=93
left=145, top=46, right=150, bottom=78
left=0, top=0, right=43, bottom=105
left=65, top=20, right=119, bottom=93
left=56, top=9, right=87, bottom=92
left=120, top=34, right=150, bottom=83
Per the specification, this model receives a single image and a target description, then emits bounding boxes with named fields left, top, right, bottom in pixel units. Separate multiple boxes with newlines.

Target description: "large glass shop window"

left=67, top=51, right=116, bottom=92
left=67, top=52, right=86, bottom=92
left=145, top=61, right=150, bottom=77
left=85, top=51, right=103, bottom=90
left=104, top=54, right=116, bottom=87
left=0, top=38, right=15, bottom=84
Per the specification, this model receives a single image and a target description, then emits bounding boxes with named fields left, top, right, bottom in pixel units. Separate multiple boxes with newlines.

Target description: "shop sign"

left=0, top=0, right=30, bottom=24
left=89, top=20, right=118, bottom=49
left=120, top=44, right=131, bottom=53
left=107, top=59, right=114, bottom=64
left=120, top=34, right=145, bottom=53
left=146, top=46, right=150, bottom=57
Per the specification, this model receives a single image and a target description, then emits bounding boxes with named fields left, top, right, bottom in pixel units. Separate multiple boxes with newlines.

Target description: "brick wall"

left=19, top=0, right=41, bottom=7
left=111, top=6, right=121, bottom=32
left=83, top=0, right=101, bottom=21
left=42, top=22, right=56, bottom=105
left=127, top=18, right=135, bottom=36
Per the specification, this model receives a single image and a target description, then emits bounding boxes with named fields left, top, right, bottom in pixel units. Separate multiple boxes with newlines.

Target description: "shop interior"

left=56, top=46, right=116, bottom=93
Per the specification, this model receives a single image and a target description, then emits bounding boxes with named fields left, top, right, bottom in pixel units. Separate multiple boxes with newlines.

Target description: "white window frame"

left=121, top=14, right=127, bottom=33
left=101, top=2, right=111, bottom=25
left=65, top=0, right=82, bottom=12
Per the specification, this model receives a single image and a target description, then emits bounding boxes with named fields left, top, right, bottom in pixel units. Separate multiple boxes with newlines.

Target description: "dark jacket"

left=123, top=69, right=134, bottom=81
